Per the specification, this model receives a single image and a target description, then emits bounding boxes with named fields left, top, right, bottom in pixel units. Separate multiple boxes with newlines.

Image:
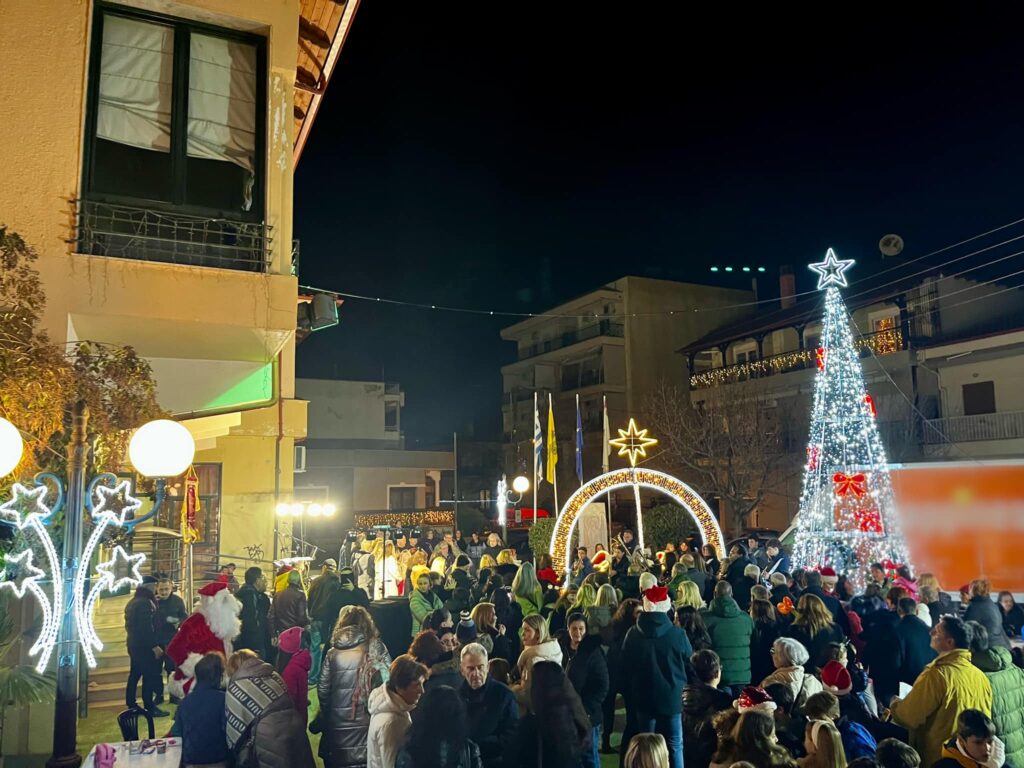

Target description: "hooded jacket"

left=760, top=664, right=823, bottom=712
left=317, top=626, right=392, bottom=768
left=702, top=596, right=754, bottom=686
left=964, top=596, right=1012, bottom=650
left=683, top=682, right=733, bottom=768
left=278, top=627, right=311, bottom=724
left=409, top=588, right=442, bottom=637
left=367, top=683, right=415, bottom=768
left=513, top=638, right=563, bottom=711
left=620, top=610, right=693, bottom=716
left=972, top=644, right=1024, bottom=767
left=562, top=633, right=609, bottom=728
left=889, top=648, right=993, bottom=768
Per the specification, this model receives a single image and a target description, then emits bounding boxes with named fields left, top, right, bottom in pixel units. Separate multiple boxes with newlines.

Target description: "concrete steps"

left=87, top=595, right=131, bottom=712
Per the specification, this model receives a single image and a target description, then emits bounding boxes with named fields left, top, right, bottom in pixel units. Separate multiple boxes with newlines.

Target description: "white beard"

left=199, top=589, right=241, bottom=643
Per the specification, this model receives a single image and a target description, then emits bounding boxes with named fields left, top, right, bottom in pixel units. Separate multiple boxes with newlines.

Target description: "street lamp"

left=496, top=474, right=529, bottom=540
left=275, top=500, right=335, bottom=561
left=0, top=403, right=195, bottom=768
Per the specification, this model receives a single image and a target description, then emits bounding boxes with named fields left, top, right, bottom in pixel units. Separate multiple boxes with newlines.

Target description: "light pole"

left=275, top=500, right=336, bottom=559
left=496, top=475, right=529, bottom=542
left=0, top=408, right=194, bottom=768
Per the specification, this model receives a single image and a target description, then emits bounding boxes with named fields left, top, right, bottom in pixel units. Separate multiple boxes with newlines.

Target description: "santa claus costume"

left=165, top=581, right=241, bottom=698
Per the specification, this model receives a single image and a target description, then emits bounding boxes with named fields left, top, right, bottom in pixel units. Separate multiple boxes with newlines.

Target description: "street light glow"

left=276, top=503, right=290, bottom=516
left=0, top=417, right=24, bottom=477
left=128, top=420, right=195, bottom=478
left=512, top=475, right=530, bottom=494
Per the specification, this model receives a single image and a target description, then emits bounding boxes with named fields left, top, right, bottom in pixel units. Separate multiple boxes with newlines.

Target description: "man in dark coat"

left=271, top=569, right=310, bottom=636
left=153, top=576, right=188, bottom=703
left=894, top=597, right=937, bottom=686
left=860, top=602, right=901, bottom=706
left=803, top=570, right=852, bottom=636
left=235, top=567, right=272, bottom=660
left=683, top=649, right=733, bottom=768
left=459, top=643, right=518, bottom=768
left=619, top=585, right=692, bottom=768
left=318, top=567, right=370, bottom=658
left=763, top=539, right=791, bottom=579
left=124, top=576, right=167, bottom=716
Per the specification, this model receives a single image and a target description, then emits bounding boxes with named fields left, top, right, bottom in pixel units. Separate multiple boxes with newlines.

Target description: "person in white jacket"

left=760, top=637, right=822, bottom=713
left=511, top=614, right=563, bottom=713
left=367, top=654, right=428, bottom=768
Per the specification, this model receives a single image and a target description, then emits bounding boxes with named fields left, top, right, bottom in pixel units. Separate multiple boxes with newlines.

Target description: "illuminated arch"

left=548, top=467, right=725, bottom=576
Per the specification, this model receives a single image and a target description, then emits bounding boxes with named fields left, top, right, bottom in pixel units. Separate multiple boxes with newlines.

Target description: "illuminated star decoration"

left=91, top=480, right=142, bottom=525
left=809, top=248, right=856, bottom=290
left=0, top=483, right=52, bottom=529
left=1, top=549, right=46, bottom=599
left=95, top=545, right=147, bottom=591
left=609, top=418, right=659, bottom=467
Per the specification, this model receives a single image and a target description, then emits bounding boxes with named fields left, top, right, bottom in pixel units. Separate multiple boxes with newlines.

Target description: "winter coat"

left=803, top=585, right=852, bottom=636
left=308, top=572, right=341, bottom=621
left=513, top=639, right=563, bottom=711
left=227, top=658, right=316, bottom=768
left=837, top=716, right=877, bottom=761
left=621, top=610, right=693, bottom=716
left=861, top=610, right=901, bottom=703
left=516, top=704, right=591, bottom=768
left=425, top=654, right=463, bottom=692
left=154, top=593, right=189, bottom=648
left=583, top=604, right=613, bottom=642
left=281, top=649, right=311, bottom=725
left=317, top=627, right=392, bottom=768
left=683, top=683, right=733, bottom=768
left=676, top=568, right=709, bottom=601
left=409, top=589, right=443, bottom=637
left=460, top=678, right=520, bottom=768
left=235, top=585, right=272, bottom=659
left=124, top=589, right=160, bottom=652
left=481, top=626, right=513, bottom=663
left=322, top=584, right=371, bottom=635
left=271, top=585, right=310, bottom=636
left=175, top=680, right=229, bottom=766
left=750, top=621, right=783, bottom=685
left=760, top=665, right=823, bottom=713
left=562, top=634, right=609, bottom=728
left=1002, top=604, right=1024, bottom=639
left=964, top=596, right=1011, bottom=650
left=514, top=590, right=544, bottom=618
left=702, top=596, right=755, bottom=686
left=893, top=614, right=937, bottom=685
left=733, top=576, right=757, bottom=612
left=785, top=621, right=845, bottom=672
left=889, top=648, right=993, bottom=768
left=971, top=645, right=1024, bottom=768
left=395, top=740, right=482, bottom=768
left=367, top=684, right=415, bottom=768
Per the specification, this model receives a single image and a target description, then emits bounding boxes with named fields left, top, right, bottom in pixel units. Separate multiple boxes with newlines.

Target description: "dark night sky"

left=294, top=6, right=1024, bottom=445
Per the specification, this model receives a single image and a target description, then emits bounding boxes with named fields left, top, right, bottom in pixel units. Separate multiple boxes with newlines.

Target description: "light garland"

left=548, top=466, right=724, bottom=576
left=354, top=509, right=456, bottom=528
left=792, top=251, right=910, bottom=588
left=496, top=477, right=508, bottom=530
left=80, top=545, right=147, bottom=668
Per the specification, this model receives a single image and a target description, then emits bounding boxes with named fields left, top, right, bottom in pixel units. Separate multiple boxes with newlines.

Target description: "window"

left=384, top=402, right=399, bottom=432
left=803, top=324, right=822, bottom=351
left=962, top=381, right=996, bottom=416
left=84, top=7, right=266, bottom=219
left=389, top=487, right=417, bottom=511
left=733, top=342, right=758, bottom=365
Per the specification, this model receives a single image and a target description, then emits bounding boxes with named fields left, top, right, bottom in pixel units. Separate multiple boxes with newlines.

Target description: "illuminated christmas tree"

left=792, top=249, right=910, bottom=580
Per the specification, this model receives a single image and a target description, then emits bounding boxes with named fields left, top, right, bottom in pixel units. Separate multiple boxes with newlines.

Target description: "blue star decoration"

left=91, top=480, right=142, bottom=526
left=95, top=545, right=146, bottom=591
left=809, top=248, right=856, bottom=290
left=0, top=483, right=52, bottom=530
left=1, top=549, right=46, bottom=599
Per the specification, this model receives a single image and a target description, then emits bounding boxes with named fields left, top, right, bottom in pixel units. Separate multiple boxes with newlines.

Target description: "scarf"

left=352, top=637, right=392, bottom=718
left=226, top=663, right=288, bottom=749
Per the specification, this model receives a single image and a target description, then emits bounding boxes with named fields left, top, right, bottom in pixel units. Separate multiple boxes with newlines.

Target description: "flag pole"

left=532, top=391, right=538, bottom=526
left=603, top=395, right=611, bottom=545
left=549, top=393, right=559, bottom=518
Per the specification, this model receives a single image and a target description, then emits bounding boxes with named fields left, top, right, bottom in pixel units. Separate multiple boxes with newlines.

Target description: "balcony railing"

left=689, top=327, right=904, bottom=389
left=922, top=410, right=1024, bottom=444
left=517, top=320, right=624, bottom=361
left=74, top=199, right=273, bottom=273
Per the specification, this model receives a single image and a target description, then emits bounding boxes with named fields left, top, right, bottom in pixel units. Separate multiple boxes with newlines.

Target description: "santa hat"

left=733, top=686, right=777, bottom=714
left=199, top=581, right=229, bottom=597
left=819, top=566, right=838, bottom=585
left=639, top=572, right=659, bottom=592
left=821, top=661, right=853, bottom=696
left=642, top=585, right=671, bottom=613
left=592, top=551, right=609, bottom=569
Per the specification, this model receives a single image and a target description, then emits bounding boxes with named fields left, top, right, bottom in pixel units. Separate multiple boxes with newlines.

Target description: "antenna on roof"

left=879, top=234, right=904, bottom=257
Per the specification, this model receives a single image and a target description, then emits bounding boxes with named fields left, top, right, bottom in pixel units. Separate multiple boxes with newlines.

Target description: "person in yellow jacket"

left=889, top=616, right=993, bottom=768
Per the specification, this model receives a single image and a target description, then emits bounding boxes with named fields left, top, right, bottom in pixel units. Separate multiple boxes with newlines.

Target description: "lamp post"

left=0, top=408, right=194, bottom=768
left=275, top=500, right=336, bottom=560
left=496, top=475, right=529, bottom=542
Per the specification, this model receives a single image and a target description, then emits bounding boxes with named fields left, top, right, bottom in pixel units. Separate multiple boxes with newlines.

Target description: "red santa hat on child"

left=819, top=566, right=838, bottom=585
left=199, top=581, right=230, bottom=597
left=733, top=686, right=777, bottom=714
left=821, top=661, right=853, bottom=696
left=642, top=585, right=671, bottom=613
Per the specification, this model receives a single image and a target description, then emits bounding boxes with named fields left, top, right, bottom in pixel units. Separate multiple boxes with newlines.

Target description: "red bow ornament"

left=833, top=472, right=867, bottom=497
left=854, top=508, right=882, bottom=533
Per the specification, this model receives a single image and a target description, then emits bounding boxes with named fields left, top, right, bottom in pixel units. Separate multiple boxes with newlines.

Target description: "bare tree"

left=646, top=381, right=795, bottom=532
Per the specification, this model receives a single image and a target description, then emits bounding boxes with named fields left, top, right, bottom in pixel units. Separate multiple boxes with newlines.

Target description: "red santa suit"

left=165, top=581, right=241, bottom=698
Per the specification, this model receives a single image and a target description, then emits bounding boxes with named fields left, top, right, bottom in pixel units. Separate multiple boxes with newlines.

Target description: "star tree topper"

left=809, top=247, right=855, bottom=290
left=609, top=418, right=659, bottom=467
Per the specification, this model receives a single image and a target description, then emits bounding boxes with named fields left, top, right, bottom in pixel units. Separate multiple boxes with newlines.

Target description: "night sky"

left=294, top=6, right=1024, bottom=445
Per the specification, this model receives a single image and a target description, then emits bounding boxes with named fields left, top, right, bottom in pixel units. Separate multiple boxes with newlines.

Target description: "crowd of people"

left=122, top=528, right=1024, bottom=768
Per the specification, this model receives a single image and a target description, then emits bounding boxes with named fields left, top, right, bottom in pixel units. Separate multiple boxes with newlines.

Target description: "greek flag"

left=534, top=393, right=544, bottom=484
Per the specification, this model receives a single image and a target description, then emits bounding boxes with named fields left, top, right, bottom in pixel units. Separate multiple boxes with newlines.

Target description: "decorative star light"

left=1, top=549, right=46, bottom=599
left=0, top=483, right=52, bottom=529
left=809, top=247, right=855, bottom=290
left=95, top=545, right=146, bottom=592
left=91, top=480, right=142, bottom=525
left=609, top=419, right=659, bottom=467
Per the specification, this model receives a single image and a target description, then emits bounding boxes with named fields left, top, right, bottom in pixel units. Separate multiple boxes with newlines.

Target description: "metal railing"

left=922, top=410, right=1024, bottom=444
left=73, top=199, right=273, bottom=272
left=517, top=321, right=625, bottom=360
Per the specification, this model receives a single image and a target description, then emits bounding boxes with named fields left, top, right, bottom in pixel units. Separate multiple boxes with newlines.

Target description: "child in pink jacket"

left=276, top=626, right=312, bottom=726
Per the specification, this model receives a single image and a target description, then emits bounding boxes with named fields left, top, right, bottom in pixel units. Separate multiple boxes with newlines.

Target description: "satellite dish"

left=879, top=234, right=904, bottom=257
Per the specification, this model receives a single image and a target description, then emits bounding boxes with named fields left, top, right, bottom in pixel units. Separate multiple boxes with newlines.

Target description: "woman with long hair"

left=785, top=594, right=845, bottom=670
left=478, top=553, right=497, bottom=573
left=517, top=661, right=591, bottom=768
left=701, top=545, right=721, bottom=586
left=675, top=606, right=712, bottom=653
left=998, top=591, right=1024, bottom=638
left=675, top=581, right=705, bottom=610
left=560, top=613, right=609, bottom=767
left=749, top=599, right=782, bottom=685
left=964, top=578, right=1011, bottom=649
left=511, top=562, right=544, bottom=618
left=571, top=583, right=598, bottom=614
left=370, top=540, right=400, bottom=599
left=711, top=711, right=796, bottom=768
left=624, top=733, right=670, bottom=768
left=512, top=614, right=563, bottom=711
left=798, top=718, right=847, bottom=768
left=317, top=606, right=392, bottom=768
left=394, top=685, right=482, bottom=768
left=469, top=602, right=512, bottom=661
left=601, top=597, right=641, bottom=753
left=586, top=584, right=619, bottom=642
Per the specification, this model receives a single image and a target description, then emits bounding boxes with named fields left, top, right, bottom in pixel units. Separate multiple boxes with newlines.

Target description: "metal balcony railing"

left=517, top=320, right=625, bottom=361
left=922, top=410, right=1024, bottom=444
left=73, top=199, right=273, bottom=273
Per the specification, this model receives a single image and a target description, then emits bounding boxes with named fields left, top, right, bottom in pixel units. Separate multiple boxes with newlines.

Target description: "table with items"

left=83, top=739, right=182, bottom=768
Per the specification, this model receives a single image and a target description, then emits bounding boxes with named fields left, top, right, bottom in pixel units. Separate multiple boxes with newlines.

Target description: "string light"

left=354, top=509, right=455, bottom=528
left=548, top=466, right=724, bottom=576
left=608, top=419, right=659, bottom=467
left=793, top=251, right=910, bottom=587
left=91, top=479, right=143, bottom=525
left=80, top=545, right=147, bottom=668
left=496, top=477, right=508, bottom=530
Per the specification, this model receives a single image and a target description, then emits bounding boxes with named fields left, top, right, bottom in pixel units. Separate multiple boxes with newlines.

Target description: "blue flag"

left=575, top=394, right=584, bottom=485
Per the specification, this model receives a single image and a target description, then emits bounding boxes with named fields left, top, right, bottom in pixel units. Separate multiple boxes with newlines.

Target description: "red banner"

left=181, top=465, right=200, bottom=544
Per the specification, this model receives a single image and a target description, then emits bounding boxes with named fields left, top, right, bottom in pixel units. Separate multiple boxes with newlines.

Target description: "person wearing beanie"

left=619, top=585, right=693, bottom=768
left=703, top=580, right=755, bottom=691
left=456, top=611, right=478, bottom=646
left=276, top=626, right=312, bottom=725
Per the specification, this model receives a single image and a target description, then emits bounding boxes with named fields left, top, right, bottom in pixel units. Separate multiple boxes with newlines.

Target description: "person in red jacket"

left=277, top=626, right=312, bottom=726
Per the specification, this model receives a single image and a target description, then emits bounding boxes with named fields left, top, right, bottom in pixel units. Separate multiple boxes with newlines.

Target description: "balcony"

left=922, top=410, right=1024, bottom=444
left=74, top=199, right=273, bottom=273
left=689, top=327, right=904, bottom=389
left=517, top=320, right=624, bottom=361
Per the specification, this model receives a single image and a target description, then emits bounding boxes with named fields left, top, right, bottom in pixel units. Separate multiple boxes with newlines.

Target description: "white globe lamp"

left=128, top=420, right=196, bottom=478
left=0, top=418, right=24, bottom=477
left=512, top=475, right=530, bottom=494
